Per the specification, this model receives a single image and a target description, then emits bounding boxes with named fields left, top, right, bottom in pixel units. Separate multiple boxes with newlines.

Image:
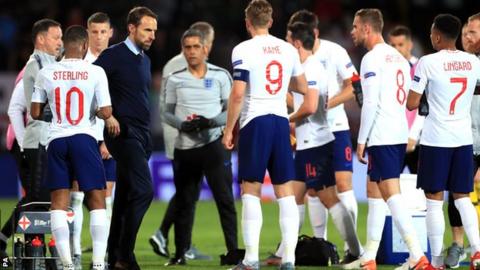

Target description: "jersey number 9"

left=265, top=60, right=283, bottom=95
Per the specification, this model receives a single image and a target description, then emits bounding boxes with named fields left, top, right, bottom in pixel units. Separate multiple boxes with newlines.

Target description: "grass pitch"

left=0, top=199, right=467, bottom=269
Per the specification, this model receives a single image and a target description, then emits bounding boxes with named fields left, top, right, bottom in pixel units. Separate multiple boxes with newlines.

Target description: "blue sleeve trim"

left=233, top=69, right=249, bottom=82
left=364, top=72, right=376, bottom=79
left=232, top=59, right=243, bottom=68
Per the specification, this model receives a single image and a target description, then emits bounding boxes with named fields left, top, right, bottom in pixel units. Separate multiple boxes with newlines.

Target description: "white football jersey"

left=314, top=39, right=357, bottom=132
left=32, top=59, right=111, bottom=145
left=231, top=34, right=303, bottom=128
left=293, top=55, right=334, bottom=150
left=84, top=48, right=97, bottom=64
left=358, top=43, right=410, bottom=146
left=410, top=50, right=480, bottom=147
left=84, top=49, right=106, bottom=141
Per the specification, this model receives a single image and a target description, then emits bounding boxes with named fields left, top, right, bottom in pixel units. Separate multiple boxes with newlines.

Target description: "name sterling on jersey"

left=53, top=71, right=89, bottom=80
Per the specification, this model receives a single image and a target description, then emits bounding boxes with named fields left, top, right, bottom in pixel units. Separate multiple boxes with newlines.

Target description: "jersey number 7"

left=54, top=87, right=84, bottom=125
left=449, top=77, right=467, bottom=115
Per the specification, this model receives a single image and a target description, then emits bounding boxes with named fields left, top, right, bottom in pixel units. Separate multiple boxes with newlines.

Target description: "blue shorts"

left=367, top=144, right=406, bottom=182
left=295, top=142, right=335, bottom=191
left=417, top=145, right=473, bottom=194
left=238, top=114, right=295, bottom=184
left=103, top=158, right=116, bottom=182
left=333, top=130, right=353, bottom=172
left=47, top=134, right=106, bottom=192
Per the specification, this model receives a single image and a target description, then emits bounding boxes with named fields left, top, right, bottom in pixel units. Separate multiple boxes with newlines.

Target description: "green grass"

left=0, top=199, right=468, bottom=269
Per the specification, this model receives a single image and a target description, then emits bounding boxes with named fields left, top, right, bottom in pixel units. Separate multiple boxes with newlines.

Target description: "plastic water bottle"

left=48, top=238, right=62, bottom=270
left=30, top=236, right=44, bottom=270
left=351, top=73, right=363, bottom=108
left=13, top=238, right=23, bottom=270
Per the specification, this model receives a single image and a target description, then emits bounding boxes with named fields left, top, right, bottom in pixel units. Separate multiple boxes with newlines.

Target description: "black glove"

left=193, top=115, right=214, bottom=130
left=351, top=73, right=363, bottom=108
left=180, top=121, right=196, bottom=132
left=418, top=92, right=429, bottom=116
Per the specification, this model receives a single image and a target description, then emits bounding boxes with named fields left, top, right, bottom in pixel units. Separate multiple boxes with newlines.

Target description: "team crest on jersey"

left=413, top=75, right=420, bottom=82
left=204, top=78, right=213, bottom=89
left=345, top=62, right=353, bottom=68
left=308, top=81, right=317, bottom=86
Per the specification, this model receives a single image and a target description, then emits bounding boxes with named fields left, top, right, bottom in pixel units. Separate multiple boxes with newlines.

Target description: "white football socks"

left=241, top=194, right=262, bottom=264
left=329, top=202, right=363, bottom=257
left=426, top=199, right=444, bottom=267
left=278, top=196, right=299, bottom=264
left=51, top=210, right=72, bottom=265
left=90, top=209, right=108, bottom=265
left=363, top=198, right=387, bottom=261
left=70, top=191, right=84, bottom=256
left=387, top=194, right=424, bottom=262
left=455, top=197, right=480, bottom=253
left=307, top=195, right=328, bottom=239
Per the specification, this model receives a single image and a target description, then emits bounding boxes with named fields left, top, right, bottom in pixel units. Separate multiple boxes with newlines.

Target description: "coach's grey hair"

left=181, top=28, right=206, bottom=46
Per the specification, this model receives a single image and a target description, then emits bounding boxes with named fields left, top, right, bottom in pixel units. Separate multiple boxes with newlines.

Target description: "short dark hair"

left=388, top=25, right=411, bottom=39
left=127, top=6, right=157, bottom=27
left=355, top=9, right=384, bottom=33
left=181, top=28, right=205, bottom=46
left=433, top=14, right=461, bottom=41
left=288, top=9, right=318, bottom=31
left=288, top=22, right=315, bottom=50
left=87, top=12, right=110, bottom=26
left=63, top=25, right=88, bottom=46
left=31, top=18, right=61, bottom=44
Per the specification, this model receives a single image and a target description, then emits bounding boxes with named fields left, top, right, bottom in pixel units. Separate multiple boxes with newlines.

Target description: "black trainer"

left=164, top=257, right=186, bottom=266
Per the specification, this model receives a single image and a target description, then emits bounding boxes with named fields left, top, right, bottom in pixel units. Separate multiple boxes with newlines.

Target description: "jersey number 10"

left=54, top=87, right=84, bottom=125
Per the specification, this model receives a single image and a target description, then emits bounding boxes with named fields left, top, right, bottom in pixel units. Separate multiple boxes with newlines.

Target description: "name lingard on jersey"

left=443, top=61, right=472, bottom=71
left=263, top=46, right=281, bottom=54
left=53, top=71, right=89, bottom=80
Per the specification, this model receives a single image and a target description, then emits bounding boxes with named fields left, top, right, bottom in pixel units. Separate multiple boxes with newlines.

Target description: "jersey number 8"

left=396, top=69, right=406, bottom=105
left=54, top=87, right=84, bottom=125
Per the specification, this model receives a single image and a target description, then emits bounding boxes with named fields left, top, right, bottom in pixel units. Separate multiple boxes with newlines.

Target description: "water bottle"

left=47, top=238, right=62, bottom=270
left=30, top=236, right=44, bottom=270
left=351, top=73, right=363, bottom=108
left=13, top=238, right=23, bottom=270
left=24, top=240, right=32, bottom=270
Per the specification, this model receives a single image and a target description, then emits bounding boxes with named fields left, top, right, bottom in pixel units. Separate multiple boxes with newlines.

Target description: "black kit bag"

left=295, top=235, right=340, bottom=266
